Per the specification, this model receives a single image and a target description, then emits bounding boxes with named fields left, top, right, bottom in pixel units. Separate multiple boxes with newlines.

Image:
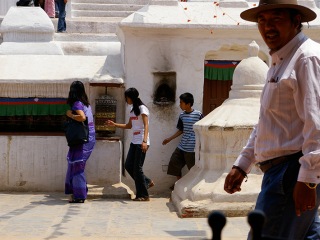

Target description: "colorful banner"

left=204, top=60, right=239, bottom=81
left=0, top=98, right=69, bottom=116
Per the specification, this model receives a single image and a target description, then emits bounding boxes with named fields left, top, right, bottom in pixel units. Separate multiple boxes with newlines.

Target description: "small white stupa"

left=0, top=7, right=63, bottom=55
left=171, top=41, right=268, bottom=218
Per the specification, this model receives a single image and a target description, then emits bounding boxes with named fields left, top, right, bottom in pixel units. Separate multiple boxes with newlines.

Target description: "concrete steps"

left=72, top=0, right=149, bottom=4
left=54, top=32, right=119, bottom=42
left=51, top=17, right=122, bottom=34
left=0, top=1, right=152, bottom=55
left=71, top=0, right=149, bottom=18
left=51, top=18, right=121, bottom=55
left=53, top=32, right=121, bottom=56
left=73, top=10, right=135, bottom=18
left=73, top=3, right=143, bottom=11
left=55, top=1, right=150, bottom=39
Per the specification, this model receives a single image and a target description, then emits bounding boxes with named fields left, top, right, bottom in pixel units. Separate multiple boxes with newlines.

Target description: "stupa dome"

left=229, top=41, right=268, bottom=99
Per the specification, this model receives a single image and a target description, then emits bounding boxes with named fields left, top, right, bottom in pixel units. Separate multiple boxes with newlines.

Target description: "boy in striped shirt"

left=162, top=92, right=203, bottom=190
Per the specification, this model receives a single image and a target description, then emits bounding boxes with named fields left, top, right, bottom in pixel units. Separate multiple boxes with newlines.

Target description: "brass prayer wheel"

left=95, top=95, right=116, bottom=135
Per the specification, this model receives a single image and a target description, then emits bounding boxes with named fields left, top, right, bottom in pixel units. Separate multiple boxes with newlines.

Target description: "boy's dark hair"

left=125, top=87, right=145, bottom=116
left=179, top=92, right=194, bottom=106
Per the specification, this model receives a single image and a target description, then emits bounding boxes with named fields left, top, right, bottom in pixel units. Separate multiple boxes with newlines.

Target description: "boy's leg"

left=167, top=148, right=186, bottom=190
left=167, top=148, right=185, bottom=177
left=185, top=152, right=195, bottom=170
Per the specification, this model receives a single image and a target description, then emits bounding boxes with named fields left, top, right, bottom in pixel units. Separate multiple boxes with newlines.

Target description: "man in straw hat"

left=224, top=0, right=320, bottom=239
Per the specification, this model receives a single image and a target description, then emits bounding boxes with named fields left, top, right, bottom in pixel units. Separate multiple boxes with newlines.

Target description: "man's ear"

left=294, top=15, right=302, bottom=28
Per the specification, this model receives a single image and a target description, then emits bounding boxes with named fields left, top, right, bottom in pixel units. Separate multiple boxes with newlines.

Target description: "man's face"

left=257, top=9, right=301, bottom=53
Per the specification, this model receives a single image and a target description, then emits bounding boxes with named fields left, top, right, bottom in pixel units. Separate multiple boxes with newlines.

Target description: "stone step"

left=54, top=32, right=119, bottom=42
left=72, top=10, right=135, bottom=18
left=72, top=0, right=149, bottom=4
left=72, top=3, right=144, bottom=12
left=51, top=17, right=122, bottom=33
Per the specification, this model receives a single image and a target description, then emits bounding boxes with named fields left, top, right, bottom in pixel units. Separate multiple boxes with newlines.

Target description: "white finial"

left=248, top=41, right=259, bottom=57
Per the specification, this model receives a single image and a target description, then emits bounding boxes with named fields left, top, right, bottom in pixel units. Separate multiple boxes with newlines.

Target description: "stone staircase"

left=52, top=0, right=150, bottom=55
left=0, top=1, right=151, bottom=54
left=72, top=0, right=149, bottom=18
left=51, top=0, right=149, bottom=34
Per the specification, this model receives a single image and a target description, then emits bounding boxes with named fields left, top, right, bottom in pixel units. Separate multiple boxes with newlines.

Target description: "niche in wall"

left=153, top=72, right=176, bottom=106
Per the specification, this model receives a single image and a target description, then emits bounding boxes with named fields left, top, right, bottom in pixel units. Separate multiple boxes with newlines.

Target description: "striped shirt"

left=177, top=110, right=203, bottom=152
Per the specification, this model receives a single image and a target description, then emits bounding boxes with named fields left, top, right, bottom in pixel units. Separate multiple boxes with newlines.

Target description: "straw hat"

left=240, top=0, right=317, bottom=22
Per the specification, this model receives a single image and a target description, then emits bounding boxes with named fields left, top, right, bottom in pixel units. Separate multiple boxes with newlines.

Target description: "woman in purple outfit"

left=65, top=81, right=96, bottom=203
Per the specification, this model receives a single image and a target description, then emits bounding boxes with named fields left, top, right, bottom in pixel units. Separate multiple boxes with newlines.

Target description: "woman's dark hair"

left=179, top=92, right=194, bottom=106
left=125, top=88, right=145, bottom=116
left=67, top=81, right=89, bottom=107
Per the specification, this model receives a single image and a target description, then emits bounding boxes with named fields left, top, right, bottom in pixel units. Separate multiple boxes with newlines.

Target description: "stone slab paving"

left=0, top=193, right=249, bottom=240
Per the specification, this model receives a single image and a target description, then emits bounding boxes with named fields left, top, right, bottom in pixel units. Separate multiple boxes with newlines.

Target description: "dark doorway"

left=202, top=60, right=240, bottom=116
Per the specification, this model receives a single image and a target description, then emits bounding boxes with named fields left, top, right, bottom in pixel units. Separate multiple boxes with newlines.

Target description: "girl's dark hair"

left=179, top=92, right=194, bottom=106
left=67, top=81, right=89, bottom=107
left=125, top=88, right=145, bottom=116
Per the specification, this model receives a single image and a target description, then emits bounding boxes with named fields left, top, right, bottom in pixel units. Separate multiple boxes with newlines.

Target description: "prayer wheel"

left=95, top=95, right=116, bottom=135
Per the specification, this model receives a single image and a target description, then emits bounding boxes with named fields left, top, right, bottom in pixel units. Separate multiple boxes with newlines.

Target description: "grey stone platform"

left=0, top=192, right=249, bottom=240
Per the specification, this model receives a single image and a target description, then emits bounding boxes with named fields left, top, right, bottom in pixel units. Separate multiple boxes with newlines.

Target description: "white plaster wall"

left=86, top=140, right=123, bottom=185
left=119, top=20, right=320, bottom=193
left=0, top=136, right=68, bottom=191
left=0, top=0, right=16, bottom=16
left=0, top=136, right=123, bottom=191
left=119, top=27, right=266, bottom=193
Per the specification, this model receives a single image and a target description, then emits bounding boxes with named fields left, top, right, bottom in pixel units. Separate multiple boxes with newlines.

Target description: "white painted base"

left=171, top=170, right=262, bottom=217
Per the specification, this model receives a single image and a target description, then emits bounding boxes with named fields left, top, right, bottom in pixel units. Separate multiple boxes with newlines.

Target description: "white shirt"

left=234, top=32, right=320, bottom=183
left=129, top=105, right=150, bottom=145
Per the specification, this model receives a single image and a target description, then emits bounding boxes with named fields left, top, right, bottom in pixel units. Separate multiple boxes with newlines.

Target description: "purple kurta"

left=65, top=101, right=96, bottom=199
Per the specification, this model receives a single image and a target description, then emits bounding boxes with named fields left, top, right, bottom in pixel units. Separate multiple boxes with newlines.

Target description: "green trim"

left=0, top=98, right=69, bottom=116
left=0, top=104, right=69, bottom=116
left=204, top=67, right=236, bottom=81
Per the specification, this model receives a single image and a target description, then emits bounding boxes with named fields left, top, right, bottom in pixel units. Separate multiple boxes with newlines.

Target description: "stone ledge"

left=176, top=201, right=256, bottom=218
left=176, top=200, right=320, bottom=218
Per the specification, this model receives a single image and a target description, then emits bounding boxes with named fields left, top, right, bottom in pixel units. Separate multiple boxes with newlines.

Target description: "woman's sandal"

left=132, top=197, right=150, bottom=201
left=69, top=199, right=85, bottom=203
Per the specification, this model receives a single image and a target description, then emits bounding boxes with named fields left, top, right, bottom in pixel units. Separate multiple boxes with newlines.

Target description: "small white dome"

left=230, top=41, right=268, bottom=99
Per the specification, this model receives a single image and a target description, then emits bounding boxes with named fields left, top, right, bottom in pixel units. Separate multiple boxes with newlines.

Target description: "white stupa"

left=171, top=41, right=268, bottom=217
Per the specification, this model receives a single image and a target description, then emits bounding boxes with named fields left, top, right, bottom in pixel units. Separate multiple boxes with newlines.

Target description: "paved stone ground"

left=0, top=192, right=249, bottom=240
